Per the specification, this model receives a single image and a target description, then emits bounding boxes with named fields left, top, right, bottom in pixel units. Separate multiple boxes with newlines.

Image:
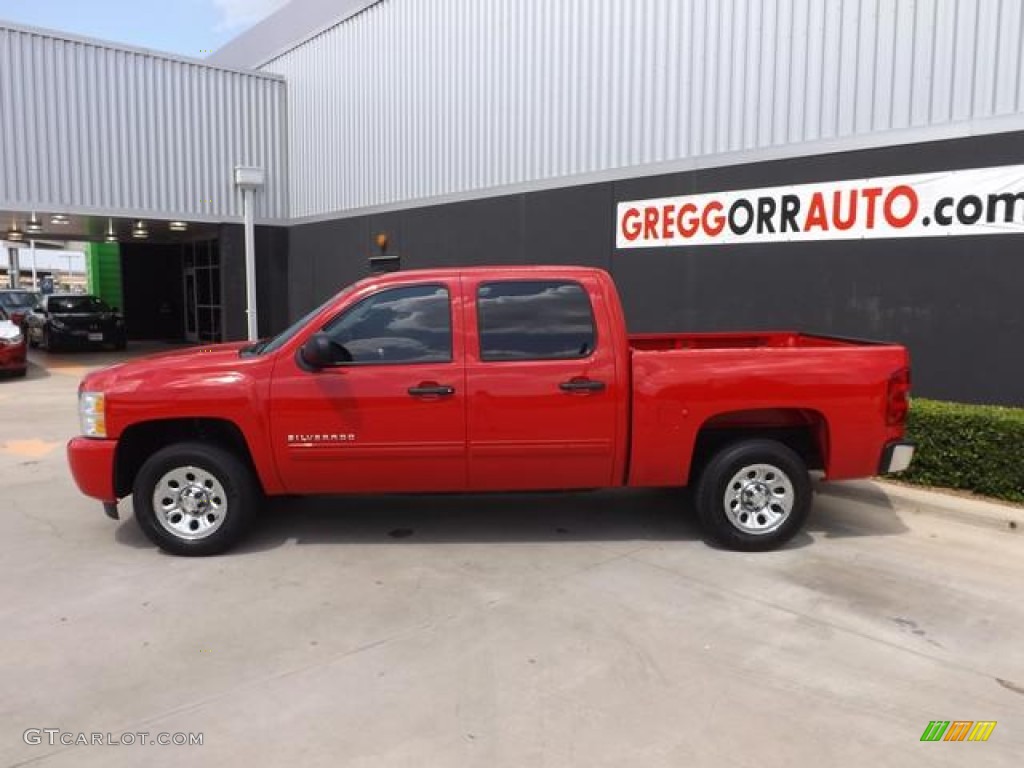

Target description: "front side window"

left=477, top=281, right=596, bottom=361
left=322, top=284, right=452, bottom=364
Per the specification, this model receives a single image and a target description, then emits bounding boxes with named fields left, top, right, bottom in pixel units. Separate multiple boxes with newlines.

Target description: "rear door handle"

left=408, top=384, right=455, bottom=397
left=559, top=379, right=605, bottom=393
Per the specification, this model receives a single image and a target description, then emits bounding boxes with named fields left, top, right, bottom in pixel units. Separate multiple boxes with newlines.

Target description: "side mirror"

left=300, top=332, right=335, bottom=369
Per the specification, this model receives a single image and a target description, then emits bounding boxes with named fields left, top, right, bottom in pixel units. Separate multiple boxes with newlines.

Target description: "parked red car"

left=67, top=266, right=914, bottom=555
left=0, top=307, right=28, bottom=377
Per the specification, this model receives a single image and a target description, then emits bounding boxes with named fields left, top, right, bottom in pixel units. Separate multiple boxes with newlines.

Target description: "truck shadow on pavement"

left=112, top=486, right=909, bottom=554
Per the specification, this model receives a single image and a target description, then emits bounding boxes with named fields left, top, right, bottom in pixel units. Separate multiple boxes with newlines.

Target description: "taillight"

left=886, top=367, right=911, bottom=426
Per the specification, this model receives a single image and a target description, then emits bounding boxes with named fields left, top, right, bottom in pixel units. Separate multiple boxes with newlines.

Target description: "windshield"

left=48, top=296, right=112, bottom=313
left=243, top=286, right=357, bottom=357
left=0, top=291, right=38, bottom=310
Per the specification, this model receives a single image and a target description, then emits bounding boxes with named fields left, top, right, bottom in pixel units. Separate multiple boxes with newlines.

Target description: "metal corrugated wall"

left=0, top=24, right=288, bottom=221
left=265, top=0, right=1024, bottom=220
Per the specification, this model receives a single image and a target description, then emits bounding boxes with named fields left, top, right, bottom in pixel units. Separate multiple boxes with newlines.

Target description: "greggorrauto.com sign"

left=616, top=164, right=1024, bottom=248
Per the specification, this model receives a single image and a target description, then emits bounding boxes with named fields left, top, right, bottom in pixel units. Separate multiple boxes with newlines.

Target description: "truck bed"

left=626, top=331, right=910, bottom=488
left=629, top=331, right=886, bottom=351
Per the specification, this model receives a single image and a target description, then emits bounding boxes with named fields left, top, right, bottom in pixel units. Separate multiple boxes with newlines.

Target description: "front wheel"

left=132, top=442, right=259, bottom=556
left=695, top=439, right=811, bottom=551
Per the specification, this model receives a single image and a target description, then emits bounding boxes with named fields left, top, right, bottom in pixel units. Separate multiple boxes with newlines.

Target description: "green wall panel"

left=84, top=242, right=123, bottom=310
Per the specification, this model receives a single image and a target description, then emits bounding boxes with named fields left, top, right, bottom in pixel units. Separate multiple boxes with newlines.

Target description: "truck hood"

left=81, top=342, right=257, bottom=393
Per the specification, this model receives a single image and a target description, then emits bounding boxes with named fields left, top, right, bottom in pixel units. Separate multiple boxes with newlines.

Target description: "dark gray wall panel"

left=255, top=226, right=290, bottom=336
left=399, top=205, right=453, bottom=269
left=284, top=130, right=1024, bottom=406
left=286, top=225, right=316, bottom=328
left=287, top=218, right=368, bottom=312
left=219, top=225, right=247, bottom=342
left=445, top=197, right=525, bottom=267
left=523, top=184, right=615, bottom=270
left=221, top=224, right=290, bottom=340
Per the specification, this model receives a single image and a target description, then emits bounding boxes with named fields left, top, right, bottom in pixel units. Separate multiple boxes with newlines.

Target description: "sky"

left=0, top=0, right=289, bottom=58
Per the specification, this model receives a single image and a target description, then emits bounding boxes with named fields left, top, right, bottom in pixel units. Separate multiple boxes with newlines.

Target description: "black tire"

left=28, top=335, right=39, bottom=349
left=114, top=337, right=127, bottom=351
left=695, top=439, right=811, bottom=552
left=132, top=442, right=260, bottom=556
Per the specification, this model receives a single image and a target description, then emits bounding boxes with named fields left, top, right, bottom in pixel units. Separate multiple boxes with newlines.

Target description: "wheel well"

left=114, top=419, right=258, bottom=497
left=689, top=409, right=828, bottom=484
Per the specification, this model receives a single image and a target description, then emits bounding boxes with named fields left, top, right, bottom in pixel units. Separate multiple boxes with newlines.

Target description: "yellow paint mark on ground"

left=1, top=439, right=61, bottom=458
left=53, top=368, right=91, bottom=378
left=41, top=363, right=91, bottom=378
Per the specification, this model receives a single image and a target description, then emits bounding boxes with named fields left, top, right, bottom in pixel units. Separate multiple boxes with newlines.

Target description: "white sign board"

left=616, top=164, right=1024, bottom=248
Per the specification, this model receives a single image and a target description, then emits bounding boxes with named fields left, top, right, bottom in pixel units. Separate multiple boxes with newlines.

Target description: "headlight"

left=79, top=392, right=107, bottom=438
left=0, top=333, right=21, bottom=346
left=50, top=318, right=67, bottom=331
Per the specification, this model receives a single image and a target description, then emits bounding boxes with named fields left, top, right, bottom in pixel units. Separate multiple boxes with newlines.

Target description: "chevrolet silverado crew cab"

left=67, top=266, right=914, bottom=556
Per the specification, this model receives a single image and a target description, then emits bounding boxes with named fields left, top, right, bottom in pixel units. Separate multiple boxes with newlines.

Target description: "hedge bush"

left=901, top=398, right=1024, bottom=503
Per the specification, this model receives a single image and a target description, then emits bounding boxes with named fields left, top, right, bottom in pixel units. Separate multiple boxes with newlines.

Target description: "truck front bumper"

left=67, top=437, right=117, bottom=505
left=879, top=440, right=916, bottom=474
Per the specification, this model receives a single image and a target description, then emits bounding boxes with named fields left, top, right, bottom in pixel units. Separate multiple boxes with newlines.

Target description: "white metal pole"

left=30, top=239, right=37, bottom=288
left=243, top=187, right=258, bottom=341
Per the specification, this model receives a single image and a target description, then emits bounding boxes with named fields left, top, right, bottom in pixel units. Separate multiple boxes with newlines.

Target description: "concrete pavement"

left=1, top=346, right=1022, bottom=767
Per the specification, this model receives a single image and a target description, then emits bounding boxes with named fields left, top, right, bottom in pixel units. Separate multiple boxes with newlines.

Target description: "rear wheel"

left=695, top=439, right=811, bottom=551
left=132, top=442, right=259, bottom=556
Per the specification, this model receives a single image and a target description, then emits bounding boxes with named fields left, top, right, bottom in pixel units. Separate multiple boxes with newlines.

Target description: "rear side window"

left=477, top=281, right=596, bottom=361
left=322, top=284, right=452, bottom=364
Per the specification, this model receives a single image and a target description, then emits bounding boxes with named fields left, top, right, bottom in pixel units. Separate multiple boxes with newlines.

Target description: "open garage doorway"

left=121, top=239, right=222, bottom=343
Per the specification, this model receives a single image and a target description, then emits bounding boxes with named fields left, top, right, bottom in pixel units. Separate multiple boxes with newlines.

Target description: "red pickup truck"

left=67, top=266, right=914, bottom=556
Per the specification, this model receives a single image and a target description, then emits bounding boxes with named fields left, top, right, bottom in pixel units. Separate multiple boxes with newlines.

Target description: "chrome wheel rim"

left=152, top=465, right=227, bottom=541
left=724, top=463, right=794, bottom=535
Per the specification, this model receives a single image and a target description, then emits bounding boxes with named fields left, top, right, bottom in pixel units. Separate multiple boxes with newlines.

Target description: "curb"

left=815, top=478, right=1021, bottom=533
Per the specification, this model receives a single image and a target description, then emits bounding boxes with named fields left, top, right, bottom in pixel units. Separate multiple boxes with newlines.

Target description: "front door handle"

left=408, top=383, right=456, bottom=397
left=559, top=378, right=605, bottom=393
